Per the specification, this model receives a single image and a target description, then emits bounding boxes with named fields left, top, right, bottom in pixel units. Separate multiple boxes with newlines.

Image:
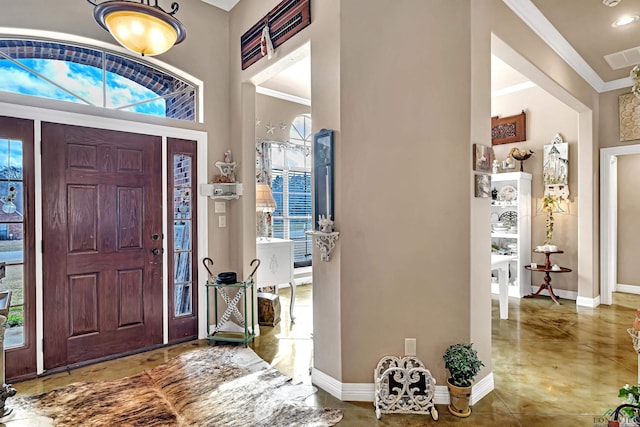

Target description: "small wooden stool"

left=258, top=292, right=281, bottom=326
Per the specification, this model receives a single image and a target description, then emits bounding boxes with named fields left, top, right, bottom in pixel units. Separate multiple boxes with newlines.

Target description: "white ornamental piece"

left=374, top=355, right=438, bottom=420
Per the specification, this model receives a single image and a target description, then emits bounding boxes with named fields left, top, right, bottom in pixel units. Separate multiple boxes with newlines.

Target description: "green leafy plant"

left=618, top=384, right=640, bottom=420
left=443, top=343, right=484, bottom=388
left=542, top=195, right=558, bottom=245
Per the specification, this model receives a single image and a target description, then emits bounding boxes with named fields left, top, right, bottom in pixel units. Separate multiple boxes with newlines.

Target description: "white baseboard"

left=311, top=368, right=495, bottom=405
left=471, top=373, right=494, bottom=405
left=311, top=368, right=345, bottom=400
left=576, top=295, right=601, bottom=308
left=617, top=284, right=640, bottom=295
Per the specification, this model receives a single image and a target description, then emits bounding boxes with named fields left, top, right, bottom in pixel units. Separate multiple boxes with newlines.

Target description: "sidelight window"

left=0, top=138, right=25, bottom=348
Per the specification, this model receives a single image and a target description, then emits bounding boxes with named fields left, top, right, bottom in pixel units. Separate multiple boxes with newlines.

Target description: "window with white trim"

left=271, top=115, right=313, bottom=267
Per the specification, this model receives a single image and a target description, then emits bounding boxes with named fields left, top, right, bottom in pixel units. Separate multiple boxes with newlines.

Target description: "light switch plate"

left=405, top=338, right=416, bottom=356
left=219, top=216, right=226, bottom=227
left=214, top=202, right=226, bottom=213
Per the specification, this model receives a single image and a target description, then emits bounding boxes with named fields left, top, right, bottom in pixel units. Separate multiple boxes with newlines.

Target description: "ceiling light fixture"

left=603, top=0, right=622, bottom=7
left=612, top=15, right=639, bottom=27
left=87, top=0, right=187, bottom=56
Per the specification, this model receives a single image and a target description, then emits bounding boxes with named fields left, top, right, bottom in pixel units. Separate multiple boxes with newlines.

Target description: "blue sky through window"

left=0, top=58, right=165, bottom=116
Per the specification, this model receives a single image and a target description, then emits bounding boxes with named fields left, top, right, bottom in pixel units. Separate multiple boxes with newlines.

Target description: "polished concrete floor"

left=4, top=285, right=640, bottom=426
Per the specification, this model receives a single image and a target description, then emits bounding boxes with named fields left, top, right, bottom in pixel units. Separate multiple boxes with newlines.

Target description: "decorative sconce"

left=87, top=0, right=187, bottom=56
left=305, top=230, right=340, bottom=262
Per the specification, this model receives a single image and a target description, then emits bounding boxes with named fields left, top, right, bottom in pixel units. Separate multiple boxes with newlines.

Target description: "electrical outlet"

left=405, top=338, right=416, bottom=356
left=214, top=202, right=226, bottom=213
left=219, top=216, right=226, bottom=227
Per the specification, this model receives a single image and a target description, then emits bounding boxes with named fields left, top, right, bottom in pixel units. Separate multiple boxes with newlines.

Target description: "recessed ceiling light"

left=603, top=0, right=622, bottom=7
left=612, top=15, right=639, bottom=27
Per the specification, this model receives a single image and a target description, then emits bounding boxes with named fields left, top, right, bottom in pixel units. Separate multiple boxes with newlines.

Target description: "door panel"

left=42, top=122, right=162, bottom=370
left=0, top=116, right=36, bottom=381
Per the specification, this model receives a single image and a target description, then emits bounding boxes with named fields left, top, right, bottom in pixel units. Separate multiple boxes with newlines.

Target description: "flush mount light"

left=603, top=0, right=622, bottom=6
left=612, top=15, right=640, bottom=27
left=87, top=0, right=186, bottom=56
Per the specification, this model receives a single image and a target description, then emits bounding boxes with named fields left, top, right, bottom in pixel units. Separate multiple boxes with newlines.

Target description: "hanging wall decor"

left=472, top=143, right=493, bottom=172
left=240, top=0, right=311, bottom=70
left=491, top=110, right=526, bottom=145
left=619, top=93, right=640, bottom=142
left=313, top=129, right=334, bottom=228
left=543, top=133, right=570, bottom=199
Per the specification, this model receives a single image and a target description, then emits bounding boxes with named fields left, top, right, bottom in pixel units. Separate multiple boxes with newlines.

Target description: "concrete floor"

left=4, top=285, right=640, bottom=426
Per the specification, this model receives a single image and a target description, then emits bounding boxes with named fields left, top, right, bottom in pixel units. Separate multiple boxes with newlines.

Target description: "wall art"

left=475, top=174, right=491, bottom=198
left=491, top=111, right=526, bottom=145
left=472, top=143, right=493, bottom=172
left=619, top=93, right=640, bottom=142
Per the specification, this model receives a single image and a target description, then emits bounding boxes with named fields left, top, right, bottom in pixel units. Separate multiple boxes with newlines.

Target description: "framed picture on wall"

left=475, top=174, right=491, bottom=198
left=472, top=143, right=493, bottom=172
left=313, top=129, right=334, bottom=229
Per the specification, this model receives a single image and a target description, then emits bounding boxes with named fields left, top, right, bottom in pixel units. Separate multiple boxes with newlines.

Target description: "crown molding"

left=256, top=86, right=311, bottom=106
left=502, top=0, right=611, bottom=93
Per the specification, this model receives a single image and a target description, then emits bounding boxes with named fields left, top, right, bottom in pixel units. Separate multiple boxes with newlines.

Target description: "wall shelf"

left=305, top=231, right=339, bottom=262
left=200, top=183, right=243, bottom=200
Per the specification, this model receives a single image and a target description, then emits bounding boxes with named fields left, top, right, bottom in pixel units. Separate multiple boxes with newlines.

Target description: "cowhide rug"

left=10, top=346, right=343, bottom=426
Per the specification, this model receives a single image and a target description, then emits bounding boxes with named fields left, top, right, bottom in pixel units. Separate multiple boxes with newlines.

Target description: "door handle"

left=152, top=248, right=163, bottom=256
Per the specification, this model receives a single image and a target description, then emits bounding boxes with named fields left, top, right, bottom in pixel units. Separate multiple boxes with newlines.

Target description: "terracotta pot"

left=447, top=379, right=472, bottom=417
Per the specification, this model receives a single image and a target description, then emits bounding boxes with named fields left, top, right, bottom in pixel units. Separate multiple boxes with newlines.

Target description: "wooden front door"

left=42, top=123, right=163, bottom=370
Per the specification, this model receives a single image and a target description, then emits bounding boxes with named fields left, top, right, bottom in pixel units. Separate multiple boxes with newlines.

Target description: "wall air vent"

left=604, top=46, right=640, bottom=70
left=240, top=0, right=311, bottom=70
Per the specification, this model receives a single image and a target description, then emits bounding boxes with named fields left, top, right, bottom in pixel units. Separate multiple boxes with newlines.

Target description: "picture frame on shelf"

left=475, top=174, right=491, bottom=198
left=472, top=143, right=493, bottom=172
left=491, top=111, right=526, bottom=145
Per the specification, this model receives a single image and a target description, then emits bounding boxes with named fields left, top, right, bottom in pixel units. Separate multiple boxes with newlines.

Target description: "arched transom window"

left=0, top=39, right=196, bottom=121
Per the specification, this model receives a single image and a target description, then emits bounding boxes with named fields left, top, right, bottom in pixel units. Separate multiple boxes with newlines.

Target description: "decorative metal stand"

left=305, top=231, right=339, bottom=262
left=373, top=355, right=438, bottom=421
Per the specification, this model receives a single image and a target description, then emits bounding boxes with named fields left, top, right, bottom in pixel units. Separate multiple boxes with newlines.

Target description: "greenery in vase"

left=443, top=343, right=484, bottom=388
left=542, top=195, right=558, bottom=245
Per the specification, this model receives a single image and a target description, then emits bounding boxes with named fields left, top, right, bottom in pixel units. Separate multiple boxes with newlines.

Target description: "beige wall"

left=339, top=0, right=475, bottom=384
left=492, top=86, right=579, bottom=292
left=617, top=154, right=640, bottom=286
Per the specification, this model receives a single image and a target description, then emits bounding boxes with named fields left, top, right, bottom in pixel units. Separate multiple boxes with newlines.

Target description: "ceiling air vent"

left=240, top=0, right=311, bottom=70
left=604, top=45, right=640, bottom=70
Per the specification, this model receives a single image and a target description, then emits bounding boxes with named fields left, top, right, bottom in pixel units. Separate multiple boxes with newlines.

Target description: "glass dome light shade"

left=93, top=1, right=186, bottom=56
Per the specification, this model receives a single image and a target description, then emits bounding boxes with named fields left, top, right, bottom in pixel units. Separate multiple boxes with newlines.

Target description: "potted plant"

left=443, top=343, right=484, bottom=417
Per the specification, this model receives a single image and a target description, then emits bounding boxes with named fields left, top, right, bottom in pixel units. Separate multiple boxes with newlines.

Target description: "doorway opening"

left=252, top=45, right=314, bottom=378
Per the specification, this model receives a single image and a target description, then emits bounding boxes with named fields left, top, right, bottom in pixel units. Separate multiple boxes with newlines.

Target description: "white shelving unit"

left=490, top=172, right=531, bottom=298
